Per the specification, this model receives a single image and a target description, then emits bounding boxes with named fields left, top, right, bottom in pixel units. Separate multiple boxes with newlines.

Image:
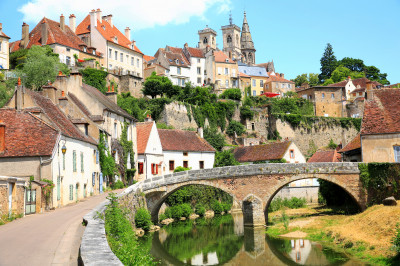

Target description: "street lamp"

left=61, top=144, right=67, bottom=154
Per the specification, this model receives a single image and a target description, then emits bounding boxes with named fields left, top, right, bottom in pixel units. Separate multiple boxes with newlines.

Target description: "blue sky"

left=1, top=0, right=399, bottom=82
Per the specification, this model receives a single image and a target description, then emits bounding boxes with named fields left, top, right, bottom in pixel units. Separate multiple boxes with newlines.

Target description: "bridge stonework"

left=139, top=163, right=365, bottom=227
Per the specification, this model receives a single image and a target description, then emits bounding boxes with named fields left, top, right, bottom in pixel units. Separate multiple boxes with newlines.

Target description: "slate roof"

left=233, top=141, right=291, bottom=162
left=136, top=122, right=153, bottom=154
left=339, top=134, right=361, bottom=153
left=81, top=83, right=136, bottom=120
left=28, top=90, right=97, bottom=145
left=214, top=50, right=235, bottom=63
left=9, top=18, right=99, bottom=55
left=238, top=65, right=268, bottom=77
left=76, top=14, right=142, bottom=54
left=158, top=129, right=215, bottom=152
left=361, top=88, right=400, bottom=135
left=0, top=108, right=58, bottom=158
left=308, top=150, right=341, bottom=162
left=328, top=77, right=381, bottom=89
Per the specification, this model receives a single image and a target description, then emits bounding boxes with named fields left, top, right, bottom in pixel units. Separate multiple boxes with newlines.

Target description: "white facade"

left=162, top=151, right=215, bottom=173
left=166, top=65, right=191, bottom=87
left=282, top=142, right=306, bottom=164
left=187, top=57, right=206, bottom=86
left=0, top=35, right=9, bottom=70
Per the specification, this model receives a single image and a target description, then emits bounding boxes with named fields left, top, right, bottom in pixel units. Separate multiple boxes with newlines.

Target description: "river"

left=139, top=213, right=366, bottom=265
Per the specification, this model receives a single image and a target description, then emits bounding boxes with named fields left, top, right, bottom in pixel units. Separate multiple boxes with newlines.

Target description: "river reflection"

left=139, top=213, right=365, bottom=265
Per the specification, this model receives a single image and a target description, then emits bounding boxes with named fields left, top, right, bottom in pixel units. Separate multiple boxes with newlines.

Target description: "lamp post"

left=61, top=144, right=67, bottom=154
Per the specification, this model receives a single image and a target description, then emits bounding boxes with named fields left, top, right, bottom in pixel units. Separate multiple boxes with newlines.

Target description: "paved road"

left=0, top=189, right=123, bottom=266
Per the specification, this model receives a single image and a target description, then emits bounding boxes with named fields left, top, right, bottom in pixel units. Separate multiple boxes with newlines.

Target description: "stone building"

left=240, top=12, right=256, bottom=65
left=238, top=63, right=268, bottom=96
left=339, top=134, right=361, bottom=162
left=183, top=44, right=206, bottom=86
left=0, top=175, right=27, bottom=217
left=0, top=23, right=10, bottom=70
left=9, top=16, right=103, bottom=68
left=198, top=25, right=217, bottom=51
left=221, top=14, right=242, bottom=61
left=264, top=72, right=295, bottom=96
left=361, top=88, right=400, bottom=162
left=208, top=50, right=239, bottom=91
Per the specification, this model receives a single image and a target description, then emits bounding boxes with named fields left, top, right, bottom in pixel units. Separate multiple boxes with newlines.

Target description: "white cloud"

left=18, top=0, right=231, bottom=31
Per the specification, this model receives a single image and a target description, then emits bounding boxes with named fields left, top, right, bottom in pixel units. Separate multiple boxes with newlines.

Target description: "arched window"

left=227, top=35, right=232, bottom=43
left=242, top=53, right=247, bottom=61
left=203, top=37, right=208, bottom=44
left=212, top=37, right=215, bottom=45
left=248, top=53, right=253, bottom=63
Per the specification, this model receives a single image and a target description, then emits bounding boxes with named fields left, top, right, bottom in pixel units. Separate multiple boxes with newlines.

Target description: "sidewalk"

left=0, top=189, right=123, bottom=266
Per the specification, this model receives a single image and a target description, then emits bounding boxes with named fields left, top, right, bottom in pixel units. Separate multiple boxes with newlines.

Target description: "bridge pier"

left=242, top=195, right=265, bottom=227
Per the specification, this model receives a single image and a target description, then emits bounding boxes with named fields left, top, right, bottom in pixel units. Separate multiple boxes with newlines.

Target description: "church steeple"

left=240, top=11, right=256, bottom=65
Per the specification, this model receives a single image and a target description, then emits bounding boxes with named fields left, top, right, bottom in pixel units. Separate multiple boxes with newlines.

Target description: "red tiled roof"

left=339, top=134, right=361, bottom=153
left=239, top=72, right=251, bottom=78
left=308, top=150, right=341, bottom=162
left=186, top=47, right=204, bottom=58
left=0, top=108, right=58, bottom=158
left=328, top=77, right=381, bottom=89
left=28, top=90, right=97, bottom=145
left=214, top=51, right=234, bottom=63
left=0, top=28, right=10, bottom=39
left=161, top=50, right=190, bottom=68
left=361, top=88, right=400, bottom=135
left=137, top=122, right=153, bottom=154
left=166, top=46, right=190, bottom=65
left=266, top=73, right=294, bottom=83
left=352, top=88, right=365, bottom=93
left=233, top=141, right=291, bottom=162
left=10, top=17, right=91, bottom=54
left=76, top=15, right=142, bottom=54
left=158, top=129, right=215, bottom=152
left=143, top=55, right=155, bottom=62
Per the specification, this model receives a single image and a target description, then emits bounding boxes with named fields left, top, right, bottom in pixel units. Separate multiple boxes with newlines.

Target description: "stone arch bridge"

left=136, top=162, right=364, bottom=227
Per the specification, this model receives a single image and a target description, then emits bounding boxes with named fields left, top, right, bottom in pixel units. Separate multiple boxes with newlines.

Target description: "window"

left=232, top=69, right=236, bottom=77
left=169, top=160, right=175, bottom=171
left=218, top=67, right=222, bottom=75
left=203, top=37, right=208, bottom=44
left=115, top=51, right=118, bottom=60
left=197, top=58, right=200, bottom=63
left=73, top=150, right=77, bottom=172
left=252, top=79, right=256, bottom=87
left=177, top=67, right=181, bottom=75
left=197, top=77, right=201, bottom=84
left=138, top=162, right=144, bottom=174
left=83, top=47, right=87, bottom=52
left=63, top=153, right=65, bottom=170
left=108, top=49, right=112, bottom=58
left=151, top=163, right=158, bottom=175
left=80, top=152, right=84, bottom=173
left=66, top=48, right=70, bottom=52
left=131, top=57, right=134, bottom=65
left=137, top=59, right=139, bottom=67
left=394, top=146, right=400, bottom=162
left=331, top=93, right=334, bottom=99
left=225, top=68, right=228, bottom=75
left=197, top=67, right=201, bottom=75
left=288, top=84, right=291, bottom=89
left=120, top=53, right=123, bottom=62
left=96, top=150, right=99, bottom=164
left=275, top=83, right=279, bottom=89
left=183, top=161, right=189, bottom=168
left=290, top=149, right=295, bottom=159
left=69, top=185, right=73, bottom=201
left=260, top=80, right=264, bottom=87
left=66, top=56, right=71, bottom=66
left=126, top=55, right=129, bottom=63
left=253, top=90, right=256, bottom=96
left=114, top=123, right=117, bottom=138
left=322, top=93, right=325, bottom=99
left=227, top=35, right=232, bottom=43
left=225, top=80, right=229, bottom=87
left=251, top=122, right=255, bottom=131
left=199, top=161, right=204, bottom=169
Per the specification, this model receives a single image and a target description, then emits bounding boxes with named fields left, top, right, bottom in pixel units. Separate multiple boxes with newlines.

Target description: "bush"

left=159, top=213, right=167, bottom=221
left=181, top=203, right=193, bottom=218
left=214, top=150, right=240, bottom=167
left=163, top=207, right=172, bottom=218
left=240, top=105, right=254, bottom=120
left=328, top=139, right=338, bottom=149
left=268, top=197, right=307, bottom=212
left=170, top=205, right=183, bottom=219
left=195, top=203, right=206, bottom=216
left=204, top=127, right=226, bottom=152
left=222, top=203, right=232, bottom=212
left=220, top=88, right=241, bottom=101
left=392, top=223, right=400, bottom=254
left=173, top=166, right=191, bottom=173
left=112, top=180, right=125, bottom=189
left=212, top=200, right=223, bottom=215
left=135, top=208, right=153, bottom=231
left=226, top=120, right=246, bottom=137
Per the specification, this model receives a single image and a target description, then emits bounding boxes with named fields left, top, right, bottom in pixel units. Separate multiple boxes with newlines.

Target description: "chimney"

left=0, top=23, right=3, bottom=34
left=280, top=73, right=284, bottom=79
left=145, top=114, right=153, bottom=122
left=90, top=9, right=97, bottom=28
left=366, top=81, right=374, bottom=100
left=348, top=76, right=351, bottom=81
left=60, top=14, right=65, bottom=31
left=107, top=15, right=113, bottom=28
left=69, top=14, right=76, bottom=33
left=41, top=19, right=49, bottom=45
left=96, top=8, right=102, bottom=23
left=124, top=27, right=130, bottom=41
left=197, top=127, right=203, bottom=138
left=0, top=120, right=5, bottom=154
left=106, top=87, right=117, bottom=104
left=42, top=83, right=58, bottom=104
left=21, top=22, right=29, bottom=49
left=15, top=77, right=25, bottom=110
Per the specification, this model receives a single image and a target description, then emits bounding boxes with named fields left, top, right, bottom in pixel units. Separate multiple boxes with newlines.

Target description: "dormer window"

left=175, top=59, right=179, bottom=64
left=92, top=50, right=95, bottom=55
left=225, top=59, right=229, bottom=62
left=114, top=36, right=118, bottom=43
left=83, top=47, right=87, bottom=52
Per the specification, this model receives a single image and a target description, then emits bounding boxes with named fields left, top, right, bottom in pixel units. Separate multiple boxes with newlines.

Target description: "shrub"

left=220, top=88, right=241, bottom=101
left=344, top=241, right=354, bottom=249
left=226, top=120, right=246, bottom=137
left=214, top=150, right=240, bottom=167
left=181, top=203, right=193, bottom=218
left=392, top=223, right=400, bottom=254
left=163, top=207, right=172, bottom=218
left=212, top=200, right=223, bottom=215
left=159, top=213, right=167, bottom=221
left=113, top=180, right=125, bottom=189
left=281, top=209, right=289, bottom=230
left=240, top=105, right=254, bottom=120
left=222, top=203, right=232, bottom=212
left=170, top=205, right=183, bottom=219
left=195, top=203, right=206, bottom=216
left=328, top=139, right=338, bottom=149
left=268, top=197, right=306, bottom=212
left=135, top=208, right=152, bottom=231
left=204, top=127, right=226, bottom=152
left=173, top=166, right=191, bottom=173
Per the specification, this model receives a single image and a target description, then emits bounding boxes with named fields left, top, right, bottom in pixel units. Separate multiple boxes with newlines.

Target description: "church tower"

left=198, top=25, right=217, bottom=51
left=221, top=13, right=241, bottom=60
left=240, top=11, right=256, bottom=65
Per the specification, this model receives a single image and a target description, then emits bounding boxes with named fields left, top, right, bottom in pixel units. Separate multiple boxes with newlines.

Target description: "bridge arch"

left=144, top=180, right=241, bottom=223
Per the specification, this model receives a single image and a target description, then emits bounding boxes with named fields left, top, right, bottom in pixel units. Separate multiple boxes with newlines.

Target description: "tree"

left=19, top=46, right=69, bottom=90
left=204, top=127, right=225, bottom=151
left=80, top=68, right=108, bottom=94
left=319, top=43, right=337, bottom=83
left=142, top=72, right=173, bottom=98
left=220, top=88, right=241, bottom=101
left=330, top=66, right=365, bottom=83
left=365, top=65, right=389, bottom=85
left=292, top=73, right=319, bottom=87
left=338, top=57, right=365, bottom=72
left=226, top=120, right=246, bottom=137
left=214, top=150, right=239, bottom=167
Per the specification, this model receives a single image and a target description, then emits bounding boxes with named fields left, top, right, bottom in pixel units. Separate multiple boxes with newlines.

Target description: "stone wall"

left=274, top=186, right=319, bottom=204
left=159, top=102, right=198, bottom=130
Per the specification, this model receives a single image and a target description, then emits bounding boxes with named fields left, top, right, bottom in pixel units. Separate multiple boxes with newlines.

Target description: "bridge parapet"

left=141, top=162, right=360, bottom=192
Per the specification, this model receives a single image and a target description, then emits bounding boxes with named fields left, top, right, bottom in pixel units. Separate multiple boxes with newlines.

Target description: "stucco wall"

left=0, top=36, right=9, bottom=69
left=162, top=151, right=215, bottom=172
left=274, top=186, right=319, bottom=204
left=361, top=134, right=400, bottom=163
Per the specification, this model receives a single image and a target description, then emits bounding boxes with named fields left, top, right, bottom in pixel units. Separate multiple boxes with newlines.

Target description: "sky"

left=1, top=0, right=399, bottom=82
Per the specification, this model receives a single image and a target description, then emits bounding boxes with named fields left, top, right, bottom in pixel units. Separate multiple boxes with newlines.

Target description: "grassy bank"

left=266, top=203, right=400, bottom=265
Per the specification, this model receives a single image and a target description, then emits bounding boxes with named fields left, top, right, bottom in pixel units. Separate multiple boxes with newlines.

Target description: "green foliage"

left=142, top=72, right=173, bottom=98
left=269, top=158, right=287, bottom=163
left=214, top=150, right=240, bottom=167
left=105, top=193, right=156, bottom=265
left=239, top=105, right=254, bottom=120
left=0, top=81, right=13, bottom=108
left=41, top=178, right=55, bottom=207
left=98, top=132, right=117, bottom=181
left=219, top=88, right=241, bottom=101
left=120, top=122, right=136, bottom=185
left=195, top=203, right=206, bottom=216
left=170, top=205, right=184, bottom=219
left=221, top=203, right=232, bottom=212
left=173, top=166, right=190, bottom=173
left=319, top=43, right=338, bottom=83
left=180, top=203, right=193, bottom=218
left=156, top=122, right=174, bottom=129
left=158, top=213, right=167, bottom=221
left=226, top=120, right=245, bottom=137
left=203, top=127, right=225, bottom=152
left=328, top=139, right=338, bottom=149
left=112, top=180, right=125, bottom=189
left=9, top=49, right=29, bottom=69
left=19, top=46, right=69, bottom=90
left=134, top=208, right=153, bottom=231
left=268, top=197, right=307, bottom=212
left=80, top=68, right=108, bottom=94
left=292, top=73, right=319, bottom=87
left=212, top=200, right=223, bottom=214
left=163, top=207, right=172, bottom=218
left=392, top=223, right=400, bottom=254
left=281, top=209, right=289, bottom=230
left=359, top=163, right=400, bottom=205
left=270, top=97, right=314, bottom=116
left=330, top=65, right=365, bottom=83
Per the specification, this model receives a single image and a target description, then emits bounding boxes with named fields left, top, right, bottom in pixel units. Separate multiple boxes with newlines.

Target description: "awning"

left=260, top=92, right=280, bottom=98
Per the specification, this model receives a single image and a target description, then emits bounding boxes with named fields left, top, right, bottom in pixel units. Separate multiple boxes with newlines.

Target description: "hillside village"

left=0, top=8, right=398, bottom=215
